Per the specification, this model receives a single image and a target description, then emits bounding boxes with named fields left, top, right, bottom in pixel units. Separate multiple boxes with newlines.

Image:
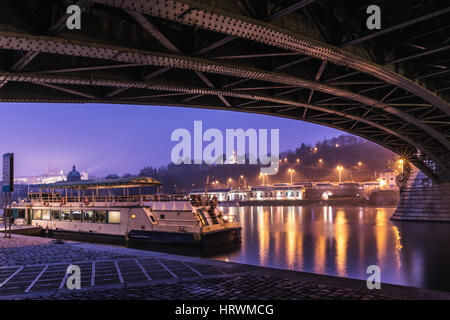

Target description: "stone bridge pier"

left=391, top=169, right=450, bottom=222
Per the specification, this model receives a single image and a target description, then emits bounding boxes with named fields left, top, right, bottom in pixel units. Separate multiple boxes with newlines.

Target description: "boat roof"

left=39, top=176, right=161, bottom=189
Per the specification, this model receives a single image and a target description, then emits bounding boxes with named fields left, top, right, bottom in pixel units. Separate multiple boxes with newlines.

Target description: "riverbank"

left=0, top=234, right=448, bottom=300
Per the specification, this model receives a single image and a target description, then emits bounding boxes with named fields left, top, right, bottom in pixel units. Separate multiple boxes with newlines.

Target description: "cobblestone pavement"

left=0, top=243, right=136, bottom=266
left=1, top=242, right=449, bottom=300
left=0, top=255, right=251, bottom=297
left=26, top=274, right=393, bottom=300
left=0, top=234, right=53, bottom=249
left=20, top=274, right=392, bottom=300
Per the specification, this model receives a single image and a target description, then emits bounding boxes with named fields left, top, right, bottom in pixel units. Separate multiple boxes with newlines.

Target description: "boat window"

left=108, top=211, right=121, bottom=224
left=12, top=209, right=25, bottom=218
left=61, top=210, right=71, bottom=221
left=51, top=210, right=61, bottom=221
left=41, top=210, right=51, bottom=221
left=83, top=210, right=94, bottom=222
left=32, top=209, right=41, bottom=220
left=72, top=210, right=82, bottom=221
left=95, top=210, right=107, bottom=223
left=159, top=214, right=165, bottom=219
left=149, top=215, right=155, bottom=223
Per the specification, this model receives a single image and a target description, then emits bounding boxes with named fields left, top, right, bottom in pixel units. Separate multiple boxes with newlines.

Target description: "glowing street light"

left=318, top=158, right=323, bottom=164
left=227, top=178, right=232, bottom=189
left=284, top=158, right=288, bottom=162
left=399, top=159, right=404, bottom=173
left=314, top=147, right=318, bottom=152
left=335, top=143, right=340, bottom=148
left=336, top=165, right=343, bottom=183
left=259, top=173, right=264, bottom=185
left=288, top=168, right=295, bottom=184
left=239, top=175, right=246, bottom=188
left=296, top=158, right=300, bottom=163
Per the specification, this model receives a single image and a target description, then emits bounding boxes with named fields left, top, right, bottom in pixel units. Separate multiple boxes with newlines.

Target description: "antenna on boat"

left=204, top=175, right=210, bottom=206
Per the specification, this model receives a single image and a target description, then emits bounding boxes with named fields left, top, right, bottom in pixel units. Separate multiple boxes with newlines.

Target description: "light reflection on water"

left=216, top=205, right=450, bottom=292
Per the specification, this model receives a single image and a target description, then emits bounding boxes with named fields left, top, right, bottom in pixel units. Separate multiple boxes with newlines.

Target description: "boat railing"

left=27, top=194, right=190, bottom=204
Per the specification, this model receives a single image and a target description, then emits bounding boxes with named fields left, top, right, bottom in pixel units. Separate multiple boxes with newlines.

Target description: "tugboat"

left=12, top=175, right=241, bottom=246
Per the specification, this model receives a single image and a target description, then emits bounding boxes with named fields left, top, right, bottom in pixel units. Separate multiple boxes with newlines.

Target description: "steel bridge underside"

left=0, top=0, right=449, bottom=182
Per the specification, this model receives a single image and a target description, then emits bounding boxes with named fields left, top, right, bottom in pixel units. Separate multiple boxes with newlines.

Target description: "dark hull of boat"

left=45, top=227, right=241, bottom=247
left=128, top=227, right=241, bottom=246
left=46, top=229, right=126, bottom=245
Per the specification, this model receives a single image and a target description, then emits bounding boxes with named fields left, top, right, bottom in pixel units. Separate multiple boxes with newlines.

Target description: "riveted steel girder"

left=92, top=0, right=450, bottom=116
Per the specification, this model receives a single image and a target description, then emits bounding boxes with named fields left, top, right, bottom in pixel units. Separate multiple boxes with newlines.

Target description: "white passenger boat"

left=11, top=177, right=241, bottom=246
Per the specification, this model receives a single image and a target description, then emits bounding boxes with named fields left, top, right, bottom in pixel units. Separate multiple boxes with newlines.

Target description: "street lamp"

left=228, top=178, right=232, bottom=189
left=318, top=158, right=323, bottom=164
left=239, top=175, right=246, bottom=188
left=288, top=169, right=295, bottom=184
left=399, top=159, right=404, bottom=173
left=296, top=158, right=300, bottom=164
left=336, top=165, right=343, bottom=183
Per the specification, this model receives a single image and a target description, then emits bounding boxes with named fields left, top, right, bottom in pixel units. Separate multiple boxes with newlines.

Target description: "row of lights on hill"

left=202, top=158, right=404, bottom=190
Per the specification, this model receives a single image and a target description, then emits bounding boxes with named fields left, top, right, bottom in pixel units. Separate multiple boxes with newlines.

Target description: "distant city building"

left=14, top=165, right=88, bottom=185
left=248, top=185, right=304, bottom=201
left=378, top=171, right=398, bottom=189
left=226, top=150, right=238, bottom=164
left=67, top=165, right=81, bottom=182
left=361, top=181, right=380, bottom=190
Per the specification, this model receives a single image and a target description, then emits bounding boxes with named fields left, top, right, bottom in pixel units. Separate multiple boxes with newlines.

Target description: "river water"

left=212, top=205, right=450, bottom=292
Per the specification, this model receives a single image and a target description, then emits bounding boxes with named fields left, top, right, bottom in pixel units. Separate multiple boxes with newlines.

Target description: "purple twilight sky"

left=1, top=102, right=345, bottom=177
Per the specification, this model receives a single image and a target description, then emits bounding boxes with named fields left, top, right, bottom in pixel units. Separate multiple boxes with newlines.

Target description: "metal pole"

left=3, top=192, right=6, bottom=238
left=8, top=191, right=11, bottom=238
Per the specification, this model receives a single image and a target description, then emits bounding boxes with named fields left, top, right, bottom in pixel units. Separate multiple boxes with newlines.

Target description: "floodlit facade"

left=248, top=185, right=305, bottom=201
left=378, top=171, right=399, bottom=190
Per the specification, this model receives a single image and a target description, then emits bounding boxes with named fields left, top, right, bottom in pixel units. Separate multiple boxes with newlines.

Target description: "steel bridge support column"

left=391, top=170, right=450, bottom=222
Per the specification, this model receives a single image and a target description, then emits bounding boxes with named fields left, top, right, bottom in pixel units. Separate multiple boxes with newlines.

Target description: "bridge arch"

left=0, top=0, right=448, bottom=182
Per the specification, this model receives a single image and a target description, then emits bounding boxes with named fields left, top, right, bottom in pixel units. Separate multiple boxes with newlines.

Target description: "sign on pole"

left=2, top=153, right=14, bottom=192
